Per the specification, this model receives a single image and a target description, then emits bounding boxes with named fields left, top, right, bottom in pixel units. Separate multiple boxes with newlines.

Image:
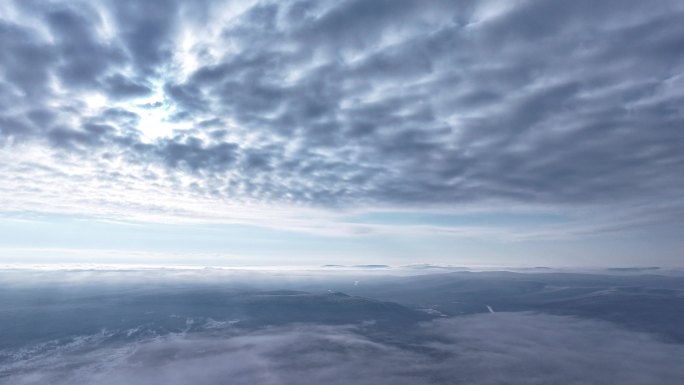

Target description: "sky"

left=0, top=0, right=683, bottom=267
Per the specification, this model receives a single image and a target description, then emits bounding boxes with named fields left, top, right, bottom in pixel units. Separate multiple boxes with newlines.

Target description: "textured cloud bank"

left=1, top=0, right=684, bottom=229
left=3, top=313, right=684, bottom=385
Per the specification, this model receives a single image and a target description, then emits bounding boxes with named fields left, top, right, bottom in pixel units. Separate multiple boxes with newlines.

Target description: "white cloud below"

left=3, top=313, right=684, bottom=385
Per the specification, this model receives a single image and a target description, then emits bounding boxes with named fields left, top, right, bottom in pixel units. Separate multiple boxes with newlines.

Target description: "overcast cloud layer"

left=1, top=0, right=684, bottom=233
left=3, top=313, right=684, bottom=385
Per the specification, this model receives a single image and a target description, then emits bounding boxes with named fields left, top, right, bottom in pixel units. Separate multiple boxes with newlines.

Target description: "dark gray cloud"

left=151, top=137, right=239, bottom=172
left=108, top=0, right=180, bottom=75
left=45, top=5, right=124, bottom=89
left=0, top=20, right=55, bottom=101
left=3, top=313, right=684, bottom=385
left=103, top=74, right=152, bottom=99
left=1, top=0, right=684, bottom=215
left=47, top=123, right=115, bottom=150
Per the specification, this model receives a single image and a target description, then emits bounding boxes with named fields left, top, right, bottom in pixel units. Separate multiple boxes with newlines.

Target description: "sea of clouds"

left=3, top=312, right=684, bottom=385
